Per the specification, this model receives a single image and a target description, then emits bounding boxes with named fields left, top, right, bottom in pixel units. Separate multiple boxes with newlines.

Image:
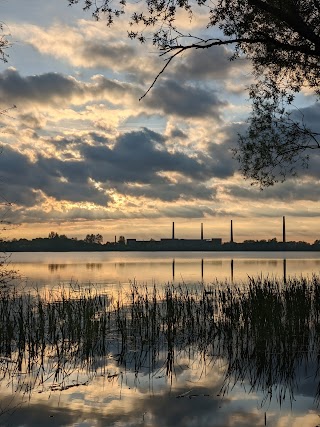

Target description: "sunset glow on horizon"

left=1, top=1, right=320, bottom=242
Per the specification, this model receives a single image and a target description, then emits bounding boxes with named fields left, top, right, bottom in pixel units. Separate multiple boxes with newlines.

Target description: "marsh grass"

left=0, top=276, right=320, bottom=407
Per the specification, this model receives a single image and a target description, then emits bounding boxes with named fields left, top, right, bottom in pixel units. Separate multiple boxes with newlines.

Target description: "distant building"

left=126, top=235, right=222, bottom=251
left=212, top=238, right=222, bottom=246
left=126, top=239, right=137, bottom=245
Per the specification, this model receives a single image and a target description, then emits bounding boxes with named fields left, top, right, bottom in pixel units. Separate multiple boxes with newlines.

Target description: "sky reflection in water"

left=9, top=251, right=320, bottom=290
left=1, top=252, right=320, bottom=426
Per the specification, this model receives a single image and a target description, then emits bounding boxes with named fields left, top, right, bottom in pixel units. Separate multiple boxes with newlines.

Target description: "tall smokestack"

left=230, top=220, right=234, bottom=243
left=283, top=216, right=286, bottom=243
left=172, top=222, right=175, bottom=240
left=201, top=223, right=204, bottom=240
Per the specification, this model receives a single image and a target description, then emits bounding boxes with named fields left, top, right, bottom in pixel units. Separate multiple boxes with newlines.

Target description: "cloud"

left=11, top=21, right=157, bottom=79
left=225, top=180, right=320, bottom=203
left=119, top=181, right=215, bottom=202
left=169, top=127, right=188, bottom=139
left=0, top=128, right=228, bottom=217
left=0, top=69, right=229, bottom=123
left=79, top=129, right=213, bottom=182
left=290, top=102, right=320, bottom=134
left=159, top=205, right=216, bottom=218
left=0, top=68, right=141, bottom=108
left=0, top=145, right=111, bottom=207
left=173, top=46, right=238, bottom=81
left=145, top=79, right=226, bottom=119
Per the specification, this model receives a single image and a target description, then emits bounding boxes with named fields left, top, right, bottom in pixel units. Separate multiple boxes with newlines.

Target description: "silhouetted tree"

left=95, top=233, right=103, bottom=244
left=0, top=24, right=10, bottom=63
left=69, top=0, right=320, bottom=186
left=84, top=234, right=104, bottom=244
left=118, top=235, right=126, bottom=245
left=48, top=231, right=59, bottom=239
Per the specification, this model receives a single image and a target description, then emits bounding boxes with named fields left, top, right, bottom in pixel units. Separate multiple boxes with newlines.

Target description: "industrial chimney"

left=201, top=223, right=204, bottom=240
left=230, top=220, right=234, bottom=243
left=283, top=216, right=286, bottom=243
left=172, top=222, right=175, bottom=240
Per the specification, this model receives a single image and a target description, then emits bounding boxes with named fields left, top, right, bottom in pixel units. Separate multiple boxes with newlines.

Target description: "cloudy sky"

left=0, top=0, right=319, bottom=243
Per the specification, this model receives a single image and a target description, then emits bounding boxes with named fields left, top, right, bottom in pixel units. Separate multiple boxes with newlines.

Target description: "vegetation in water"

left=0, top=276, right=320, bottom=409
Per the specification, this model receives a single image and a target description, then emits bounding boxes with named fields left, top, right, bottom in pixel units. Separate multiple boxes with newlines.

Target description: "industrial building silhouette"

left=127, top=221, right=222, bottom=250
left=126, top=217, right=288, bottom=250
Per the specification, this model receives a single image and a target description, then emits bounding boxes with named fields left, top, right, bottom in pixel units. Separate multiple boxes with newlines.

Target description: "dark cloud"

left=18, top=112, right=44, bottom=129
left=0, top=68, right=139, bottom=107
left=80, top=129, right=211, bottom=183
left=0, top=69, right=229, bottom=122
left=173, top=46, right=238, bottom=81
left=0, top=146, right=110, bottom=207
left=0, top=69, right=83, bottom=105
left=291, top=102, right=320, bottom=134
left=226, top=179, right=320, bottom=203
left=204, top=123, right=246, bottom=179
left=169, top=127, right=188, bottom=139
left=118, top=181, right=215, bottom=202
left=0, top=128, right=232, bottom=216
left=145, top=79, right=226, bottom=119
left=82, top=40, right=137, bottom=69
left=204, top=142, right=237, bottom=179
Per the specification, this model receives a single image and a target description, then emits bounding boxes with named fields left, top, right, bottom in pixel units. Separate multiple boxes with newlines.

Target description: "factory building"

left=126, top=222, right=222, bottom=250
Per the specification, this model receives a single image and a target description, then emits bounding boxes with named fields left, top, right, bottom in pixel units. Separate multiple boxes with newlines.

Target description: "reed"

left=0, top=276, right=319, bottom=407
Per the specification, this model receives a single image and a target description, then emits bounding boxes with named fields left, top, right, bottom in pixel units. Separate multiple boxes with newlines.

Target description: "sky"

left=0, top=0, right=320, bottom=243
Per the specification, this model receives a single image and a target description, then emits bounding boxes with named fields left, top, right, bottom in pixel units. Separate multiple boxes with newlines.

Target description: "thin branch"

left=140, top=37, right=266, bottom=100
left=140, top=33, right=319, bottom=100
left=139, top=47, right=184, bottom=101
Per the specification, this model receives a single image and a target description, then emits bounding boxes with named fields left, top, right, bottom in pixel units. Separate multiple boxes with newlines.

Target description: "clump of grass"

left=0, top=276, right=320, bottom=407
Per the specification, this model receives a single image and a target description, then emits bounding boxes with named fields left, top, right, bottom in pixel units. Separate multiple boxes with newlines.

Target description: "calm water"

left=9, top=251, right=320, bottom=289
left=1, top=251, right=320, bottom=427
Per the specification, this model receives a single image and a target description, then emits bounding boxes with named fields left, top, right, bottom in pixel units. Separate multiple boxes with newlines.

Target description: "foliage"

left=84, top=233, right=104, bottom=244
left=118, top=235, right=126, bottom=244
left=48, top=231, right=68, bottom=239
left=233, top=93, right=320, bottom=187
left=0, top=24, right=10, bottom=64
left=68, top=0, right=320, bottom=186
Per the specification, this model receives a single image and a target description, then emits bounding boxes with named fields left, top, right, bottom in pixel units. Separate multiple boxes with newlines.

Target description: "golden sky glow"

left=0, top=1, right=319, bottom=243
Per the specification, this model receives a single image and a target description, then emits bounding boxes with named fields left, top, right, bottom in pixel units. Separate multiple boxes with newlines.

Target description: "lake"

left=8, top=251, right=320, bottom=290
left=0, top=251, right=320, bottom=427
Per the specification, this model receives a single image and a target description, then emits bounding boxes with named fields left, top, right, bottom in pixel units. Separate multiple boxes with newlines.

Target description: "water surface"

left=1, top=251, right=320, bottom=427
left=9, top=251, right=320, bottom=289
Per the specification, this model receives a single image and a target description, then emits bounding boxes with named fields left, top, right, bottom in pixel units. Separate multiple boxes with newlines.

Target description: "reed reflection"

left=1, top=277, right=320, bottom=413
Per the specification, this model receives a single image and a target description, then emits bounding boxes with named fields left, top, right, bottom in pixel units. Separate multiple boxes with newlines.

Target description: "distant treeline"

left=0, top=232, right=320, bottom=251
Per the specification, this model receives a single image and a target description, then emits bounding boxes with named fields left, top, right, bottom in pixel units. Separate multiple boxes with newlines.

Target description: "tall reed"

left=0, top=276, right=320, bottom=407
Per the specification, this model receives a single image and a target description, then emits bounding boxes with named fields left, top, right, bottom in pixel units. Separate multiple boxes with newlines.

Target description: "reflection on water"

left=1, top=278, right=320, bottom=426
left=48, top=264, right=66, bottom=272
left=9, top=251, right=320, bottom=292
left=85, top=263, right=102, bottom=270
